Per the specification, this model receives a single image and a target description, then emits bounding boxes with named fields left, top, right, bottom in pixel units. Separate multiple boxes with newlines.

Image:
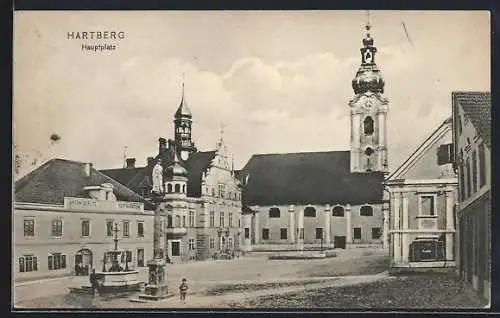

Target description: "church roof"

left=15, top=159, right=154, bottom=209
left=452, top=91, right=491, bottom=147
left=238, top=151, right=385, bottom=206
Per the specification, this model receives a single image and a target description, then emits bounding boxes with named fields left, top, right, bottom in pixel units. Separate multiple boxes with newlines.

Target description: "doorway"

left=334, top=236, right=346, bottom=249
left=74, top=249, right=92, bottom=275
left=137, top=248, right=145, bottom=267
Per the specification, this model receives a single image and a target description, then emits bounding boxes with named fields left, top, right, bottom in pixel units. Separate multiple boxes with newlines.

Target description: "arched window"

left=332, top=206, right=345, bottom=217
left=304, top=207, right=316, bottom=217
left=364, top=117, right=374, bottom=135
left=269, top=207, right=281, bottom=218
left=175, top=184, right=180, bottom=193
left=182, top=184, right=186, bottom=193
left=167, top=183, right=172, bottom=193
left=360, top=205, right=373, bottom=216
left=175, top=215, right=181, bottom=227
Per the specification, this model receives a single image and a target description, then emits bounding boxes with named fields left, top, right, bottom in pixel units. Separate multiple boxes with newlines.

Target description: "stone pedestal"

left=139, top=259, right=168, bottom=300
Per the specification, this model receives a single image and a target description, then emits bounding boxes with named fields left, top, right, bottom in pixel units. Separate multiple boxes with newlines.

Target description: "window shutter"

left=48, top=255, right=53, bottom=270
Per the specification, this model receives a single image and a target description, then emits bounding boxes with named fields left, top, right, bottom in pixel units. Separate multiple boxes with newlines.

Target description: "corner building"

left=236, top=23, right=390, bottom=250
left=101, top=85, right=243, bottom=263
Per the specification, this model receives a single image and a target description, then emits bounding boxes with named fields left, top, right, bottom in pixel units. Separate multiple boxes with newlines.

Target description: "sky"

left=13, top=10, right=490, bottom=178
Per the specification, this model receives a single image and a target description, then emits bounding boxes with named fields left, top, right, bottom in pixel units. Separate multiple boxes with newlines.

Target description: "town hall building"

left=236, top=22, right=390, bottom=250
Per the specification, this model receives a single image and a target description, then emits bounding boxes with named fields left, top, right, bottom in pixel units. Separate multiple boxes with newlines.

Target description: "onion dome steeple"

left=173, top=78, right=196, bottom=159
left=166, top=148, right=188, bottom=180
left=351, top=21, right=385, bottom=95
left=174, top=83, right=192, bottom=119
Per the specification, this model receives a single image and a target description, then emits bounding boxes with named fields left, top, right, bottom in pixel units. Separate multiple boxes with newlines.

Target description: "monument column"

left=445, top=190, right=455, bottom=261
left=401, top=192, right=410, bottom=263
left=288, top=205, right=296, bottom=244
left=393, top=192, right=401, bottom=262
left=345, top=204, right=352, bottom=247
left=324, top=204, right=331, bottom=245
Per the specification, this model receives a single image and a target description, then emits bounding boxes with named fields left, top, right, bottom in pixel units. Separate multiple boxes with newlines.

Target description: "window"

left=209, top=237, right=215, bottom=249
left=51, top=219, right=63, bottom=237
left=209, top=211, right=215, bottom=227
left=360, top=206, right=373, bottom=216
left=269, top=207, right=281, bottom=218
left=137, top=222, right=144, bottom=237
left=299, top=228, right=304, bottom=240
left=372, top=227, right=382, bottom=239
left=175, top=184, right=180, bottom=193
left=332, top=206, right=344, bottom=217
left=48, top=253, right=66, bottom=270
left=262, top=228, right=269, bottom=240
left=472, top=150, right=478, bottom=193
left=19, top=255, right=37, bottom=272
left=188, top=238, right=196, bottom=250
left=280, top=228, right=287, bottom=239
left=122, top=221, right=130, bottom=237
left=218, top=184, right=225, bottom=198
left=24, top=218, right=34, bottom=237
left=437, top=143, right=454, bottom=165
left=479, top=143, right=486, bottom=187
left=316, top=228, right=323, bottom=240
left=167, top=215, right=173, bottom=228
left=364, top=116, right=374, bottom=135
left=229, top=212, right=233, bottom=227
left=175, top=215, right=181, bottom=227
left=228, top=237, right=233, bottom=249
left=244, top=228, right=250, bottom=239
left=458, top=115, right=463, bottom=134
left=189, top=211, right=195, bottom=227
left=219, top=212, right=225, bottom=227
left=460, top=165, right=466, bottom=200
left=81, top=220, right=90, bottom=237
left=466, top=158, right=472, bottom=198
left=211, top=188, right=215, bottom=197
left=106, top=220, right=114, bottom=236
left=353, top=227, right=362, bottom=239
left=304, top=207, right=316, bottom=217
left=167, top=183, right=172, bottom=193
left=121, top=250, right=132, bottom=263
left=182, top=216, right=186, bottom=228
left=182, top=185, right=186, bottom=193
left=420, top=196, right=435, bottom=216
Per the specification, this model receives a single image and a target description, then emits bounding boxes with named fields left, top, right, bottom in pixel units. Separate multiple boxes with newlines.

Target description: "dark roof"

left=239, top=151, right=385, bottom=206
left=174, top=93, right=192, bottom=118
left=453, top=91, right=491, bottom=147
left=15, top=159, right=155, bottom=209
left=100, top=149, right=217, bottom=198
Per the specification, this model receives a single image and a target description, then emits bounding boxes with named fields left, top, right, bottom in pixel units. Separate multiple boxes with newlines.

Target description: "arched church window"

left=332, top=206, right=345, bottom=217
left=360, top=205, right=373, bottom=216
left=269, top=208, right=281, bottom=218
left=175, top=184, right=180, bottom=193
left=364, top=117, right=374, bottom=135
left=167, top=183, right=172, bottom=193
left=304, top=207, right=316, bottom=217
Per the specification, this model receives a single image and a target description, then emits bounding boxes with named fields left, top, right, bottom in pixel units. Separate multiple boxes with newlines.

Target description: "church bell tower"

left=174, top=82, right=196, bottom=161
left=349, top=20, right=389, bottom=173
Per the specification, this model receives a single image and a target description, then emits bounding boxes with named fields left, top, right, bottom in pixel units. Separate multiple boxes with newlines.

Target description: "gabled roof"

left=239, top=151, right=385, bottom=206
left=15, top=159, right=154, bottom=209
left=453, top=91, right=491, bottom=147
left=386, top=117, right=452, bottom=181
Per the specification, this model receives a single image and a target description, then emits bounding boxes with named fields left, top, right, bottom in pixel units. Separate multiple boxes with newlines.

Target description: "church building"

left=100, top=84, right=244, bottom=263
left=236, top=22, right=390, bottom=250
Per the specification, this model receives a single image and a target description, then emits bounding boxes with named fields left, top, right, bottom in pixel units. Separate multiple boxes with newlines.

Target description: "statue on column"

left=152, top=158, right=164, bottom=194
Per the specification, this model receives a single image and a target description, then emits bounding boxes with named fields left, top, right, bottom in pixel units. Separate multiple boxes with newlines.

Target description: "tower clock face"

left=364, top=51, right=373, bottom=63
left=180, top=151, right=189, bottom=161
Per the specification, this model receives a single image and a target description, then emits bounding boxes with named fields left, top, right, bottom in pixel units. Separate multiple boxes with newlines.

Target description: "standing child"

left=179, top=278, right=188, bottom=303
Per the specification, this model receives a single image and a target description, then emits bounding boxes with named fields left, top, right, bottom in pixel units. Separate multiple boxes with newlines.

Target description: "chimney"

left=147, top=157, right=155, bottom=167
left=126, top=158, right=136, bottom=168
left=84, top=163, right=92, bottom=177
left=159, top=138, right=167, bottom=154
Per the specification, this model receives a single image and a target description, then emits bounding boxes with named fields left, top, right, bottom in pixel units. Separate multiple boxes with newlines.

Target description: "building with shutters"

left=235, top=22, right=390, bottom=250
left=100, top=84, right=243, bottom=263
left=384, top=118, right=458, bottom=271
left=13, top=159, right=155, bottom=281
left=451, top=91, right=491, bottom=302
